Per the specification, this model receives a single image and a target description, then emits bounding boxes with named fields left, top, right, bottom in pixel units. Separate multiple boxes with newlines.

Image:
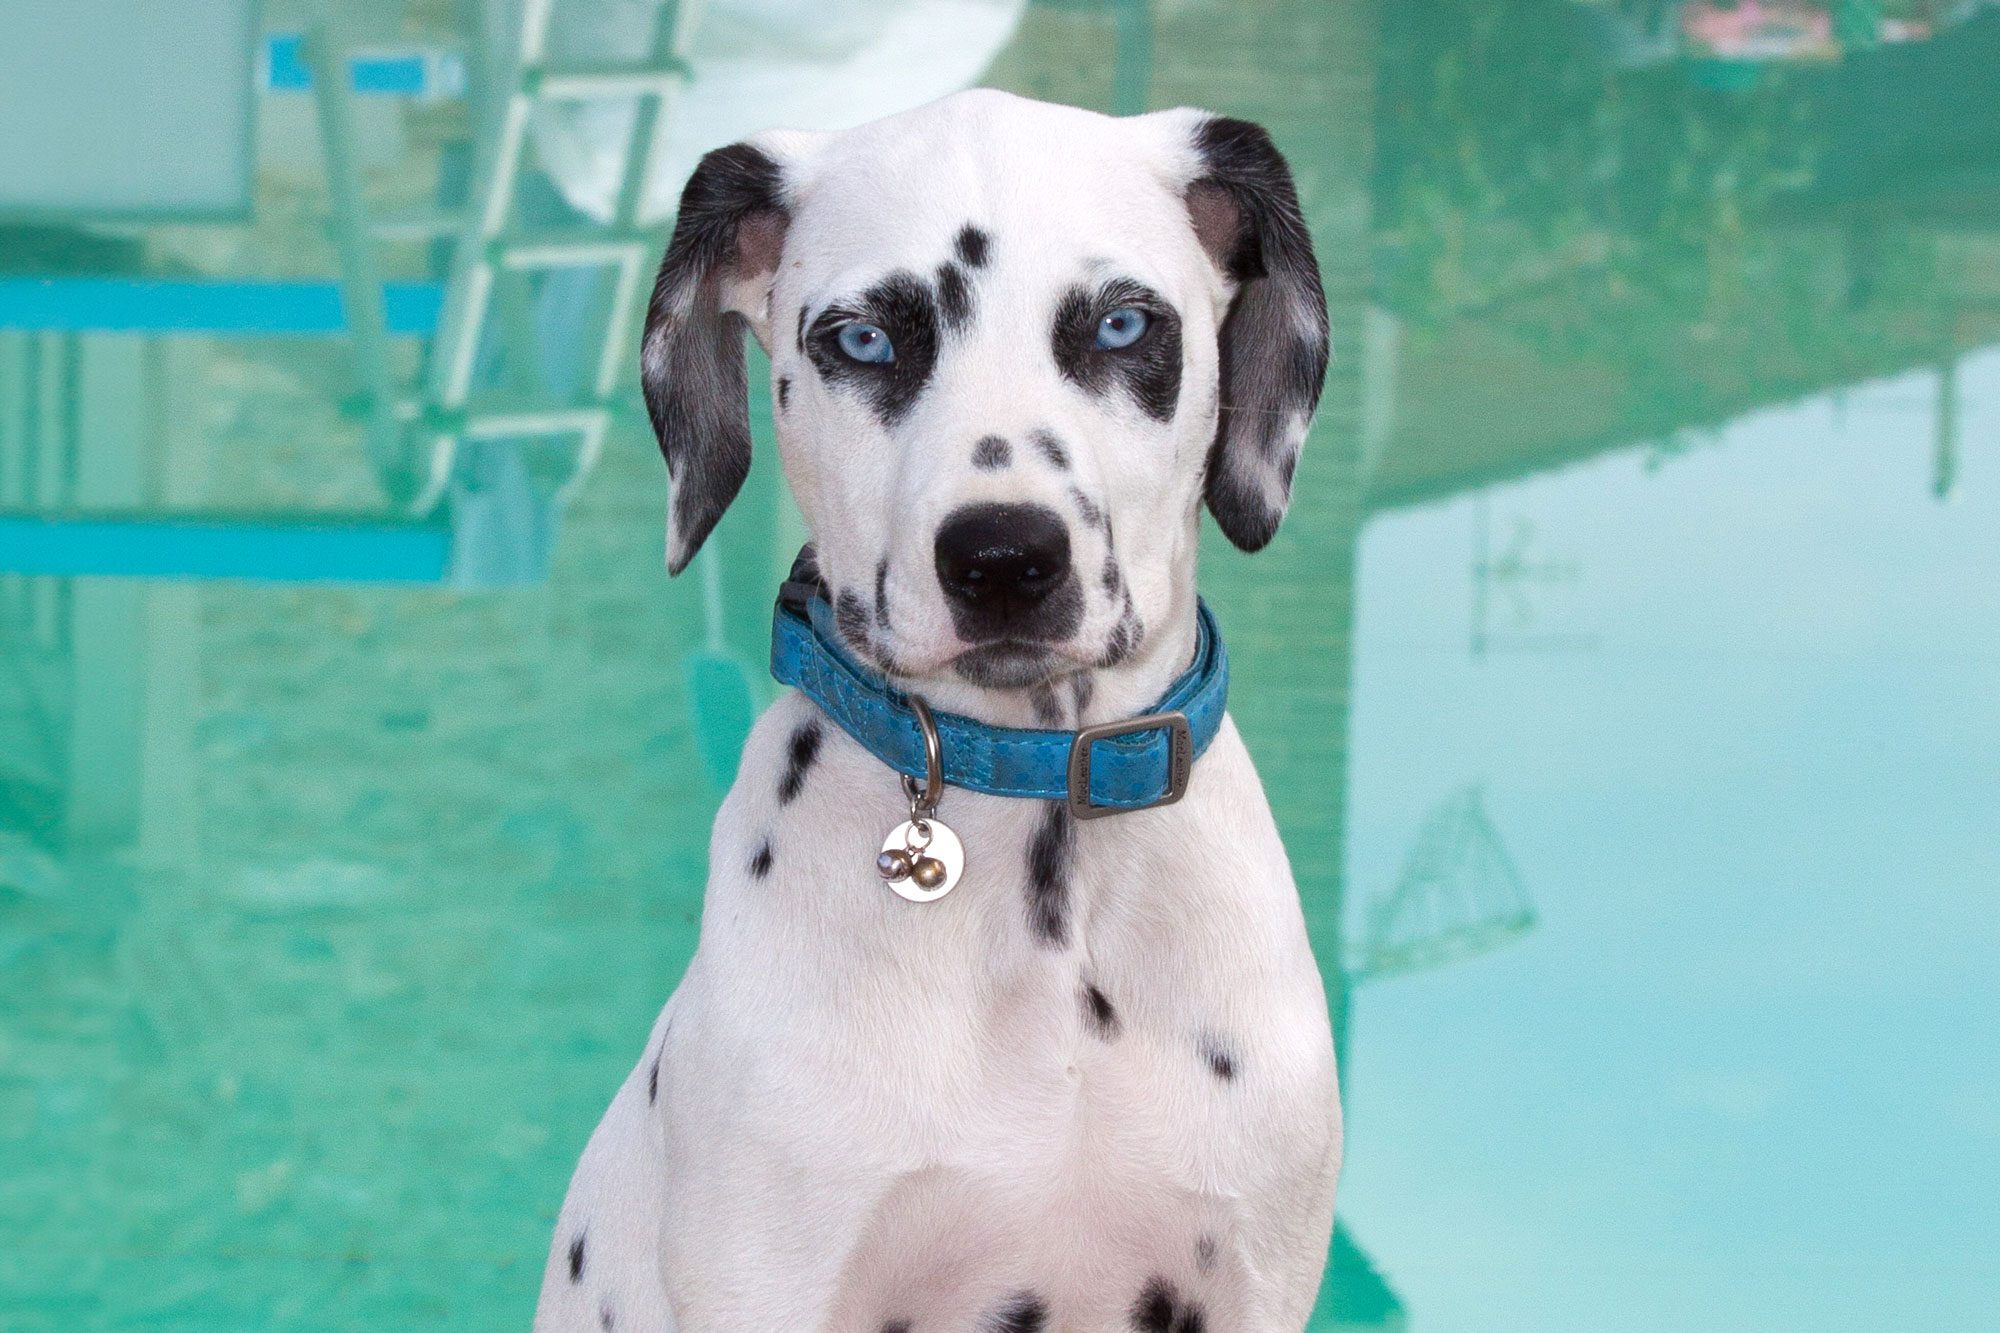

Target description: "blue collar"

left=770, top=579, right=1229, bottom=819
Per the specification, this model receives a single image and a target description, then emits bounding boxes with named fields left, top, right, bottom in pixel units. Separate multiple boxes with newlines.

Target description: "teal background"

left=2, top=1, right=1997, bottom=1328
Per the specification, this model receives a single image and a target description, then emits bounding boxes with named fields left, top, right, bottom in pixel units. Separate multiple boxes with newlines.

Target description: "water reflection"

left=2, top=1, right=1996, bottom=1328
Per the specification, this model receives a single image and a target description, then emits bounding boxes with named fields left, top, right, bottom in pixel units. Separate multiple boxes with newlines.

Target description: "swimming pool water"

left=2, top=1, right=1996, bottom=1328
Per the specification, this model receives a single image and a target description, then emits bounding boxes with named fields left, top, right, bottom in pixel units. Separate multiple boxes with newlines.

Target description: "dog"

left=535, top=89, right=1339, bottom=1332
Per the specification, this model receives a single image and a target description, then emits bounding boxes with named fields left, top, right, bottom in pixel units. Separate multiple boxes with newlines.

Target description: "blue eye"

left=1095, top=306, right=1150, bottom=350
left=836, top=322, right=895, bottom=364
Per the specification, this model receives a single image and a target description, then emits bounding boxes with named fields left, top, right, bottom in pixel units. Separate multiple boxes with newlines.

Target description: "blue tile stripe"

left=0, top=278, right=445, bottom=336
left=0, top=512, right=451, bottom=583
left=265, top=34, right=455, bottom=97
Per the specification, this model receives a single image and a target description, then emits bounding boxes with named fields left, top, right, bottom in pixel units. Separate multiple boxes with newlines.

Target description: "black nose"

left=934, top=503, right=1072, bottom=624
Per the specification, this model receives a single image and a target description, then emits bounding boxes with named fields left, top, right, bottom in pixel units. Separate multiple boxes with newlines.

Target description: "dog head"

left=642, top=90, right=1326, bottom=692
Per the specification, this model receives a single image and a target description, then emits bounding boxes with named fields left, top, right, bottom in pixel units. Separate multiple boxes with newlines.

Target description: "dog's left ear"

left=642, top=136, right=802, bottom=575
left=1152, top=112, right=1330, bottom=552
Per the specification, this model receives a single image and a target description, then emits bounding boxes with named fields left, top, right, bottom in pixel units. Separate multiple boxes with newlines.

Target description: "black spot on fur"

left=1100, top=620, right=1134, bottom=668
left=1069, top=486, right=1106, bottom=530
left=1070, top=673, right=1094, bottom=718
left=567, top=1232, right=586, bottom=1283
left=874, top=559, right=892, bottom=630
left=1083, top=982, right=1120, bottom=1038
left=1200, top=1034, right=1238, bottom=1083
left=648, top=1047, right=662, bottom=1103
left=955, top=224, right=991, bottom=268
left=830, top=582, right=912, bottom=678
left=1195, top=1234, right=1218, bottom=1271
left=1051, top=278, right=1183, bottom=423
left=882, top=1323, right=912, bottom=1333
left=750, top=839, right=774, bottom=878
left=805, top=271, right=941, bottom=426
left=1133, top=1281, right=1172, bottom=1332
left=1101, top=556, right=1121, bottom=594
left=776, top=375, right=791, bottom=411
left=1132, top=1277, right=1205, bottom=1333
left=937, top=261, right=973, bottom=331
left=778, top=720, right=822, bottom=805
left=835, top=587, right=872, bottom=651
left=972, top=434, right=1012, bottom=469
left=599, top=1302, right=616, bottom=1330
left=1029, top=429, right=1071, bottom=470
left=1098, top=590, right=1142, bottom=668
left=1027, top=803, right=1074, bottom=946
left=1029, top=684, right=1065, bottom=726
left=985, top=1293, right=1048, bottom=1333
left=796, top=305, right=807, bottom=355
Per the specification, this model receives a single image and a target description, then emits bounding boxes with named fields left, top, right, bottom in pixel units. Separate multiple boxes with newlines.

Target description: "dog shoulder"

left=535, top=1010, right=679, bottom=1331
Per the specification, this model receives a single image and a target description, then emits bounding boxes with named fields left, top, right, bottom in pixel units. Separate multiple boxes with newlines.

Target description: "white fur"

left=538, top=91, right=1338, bottom=1332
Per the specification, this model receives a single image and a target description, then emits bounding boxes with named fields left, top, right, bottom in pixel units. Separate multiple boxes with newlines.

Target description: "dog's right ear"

left=642, top=138, right=796, bottom=575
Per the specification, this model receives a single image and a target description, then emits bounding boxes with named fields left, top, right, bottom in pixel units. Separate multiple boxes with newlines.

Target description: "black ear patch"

left=641, top=142, right=789, bottom=574
left=1186, top=117, right=1328, bottom=552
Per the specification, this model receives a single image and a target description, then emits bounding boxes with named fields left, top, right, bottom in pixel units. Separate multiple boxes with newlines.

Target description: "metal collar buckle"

left=1066, top=711, right=1194, bottom=821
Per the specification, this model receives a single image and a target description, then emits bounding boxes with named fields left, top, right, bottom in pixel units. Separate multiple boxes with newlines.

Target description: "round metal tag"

left=880, top=818, right=964, bottom=903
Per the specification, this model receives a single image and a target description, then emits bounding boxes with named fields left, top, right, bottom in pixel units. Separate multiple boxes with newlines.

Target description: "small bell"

left=875, top=695, right=963, bottom=902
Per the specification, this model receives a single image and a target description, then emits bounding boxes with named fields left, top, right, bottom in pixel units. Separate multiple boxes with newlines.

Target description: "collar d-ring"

left=900, top=693, right=944, bottom=815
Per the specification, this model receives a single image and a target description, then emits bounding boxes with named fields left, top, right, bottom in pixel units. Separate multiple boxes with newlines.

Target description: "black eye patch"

left=1050, top=277, right=1182, bottom=423
left=803, top=271, right=940, bottom=426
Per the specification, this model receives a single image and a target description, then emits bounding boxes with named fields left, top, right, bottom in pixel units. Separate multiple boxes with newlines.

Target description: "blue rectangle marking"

left=0, top=513, right=453, bottom=584
left=265, top=35, right=447, bottom=96
left=0, top=278, right=444, bottom=336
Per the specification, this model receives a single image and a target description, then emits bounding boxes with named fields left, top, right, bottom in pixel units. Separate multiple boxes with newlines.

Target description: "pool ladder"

left=310, top=0, right=704, bottom=515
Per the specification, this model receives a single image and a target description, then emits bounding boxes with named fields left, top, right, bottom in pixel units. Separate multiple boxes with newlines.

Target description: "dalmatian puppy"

left=536, top=89, right=1338, bottom=1331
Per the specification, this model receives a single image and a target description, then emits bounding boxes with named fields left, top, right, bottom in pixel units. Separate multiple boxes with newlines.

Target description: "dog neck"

left=891, top=584, right=1202, bottom=735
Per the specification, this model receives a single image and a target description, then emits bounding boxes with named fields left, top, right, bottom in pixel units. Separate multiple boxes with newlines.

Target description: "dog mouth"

left=949, top=640, right=1072, bottom=689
